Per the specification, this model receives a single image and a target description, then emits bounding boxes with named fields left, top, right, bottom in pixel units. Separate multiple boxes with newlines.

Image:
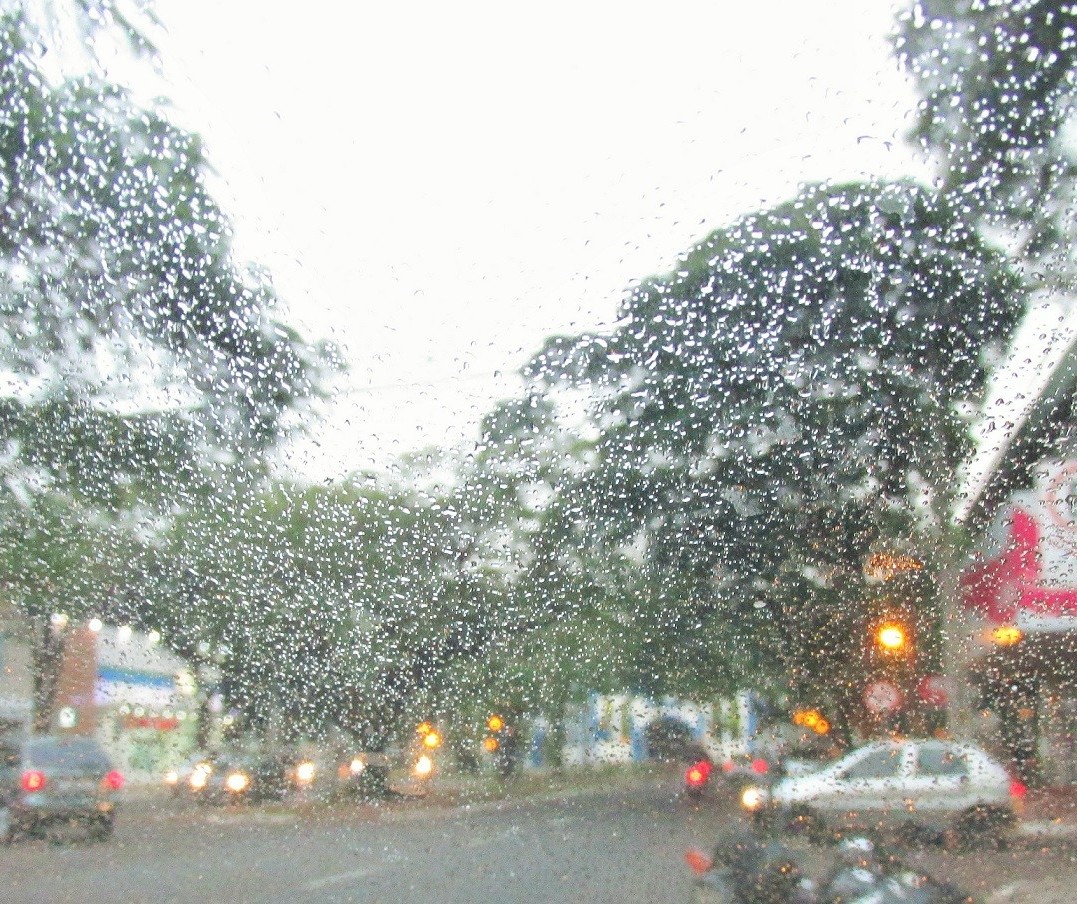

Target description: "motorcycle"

left=688, top=834, right=973, bottom=904
left=688, top=832, right=815, bottom=904
left=813, top=837, right=972, bottom=904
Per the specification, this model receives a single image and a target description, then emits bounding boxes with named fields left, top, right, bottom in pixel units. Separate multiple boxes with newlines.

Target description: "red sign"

left=864, top=680, right=903, bottom=714
left=917, top=674, right=950, bottom=708
left=961, top=459, right=1077, bottom=626
left=122, top=716, right=179, bottom=732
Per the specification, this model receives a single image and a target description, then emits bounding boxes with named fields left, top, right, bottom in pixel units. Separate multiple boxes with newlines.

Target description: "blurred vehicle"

left=0, top=735, right=123, bottom=843
left=687, top=833, right=973, bottom=904
left=335, top=751, right=392, bottom=800
left=686, top=832, right=814, bottom=904
left=164, top=752, right=216, bottom=798
left=176, top=748, right=324, bottom=804
left=684, top=753, right=777, bottom=800
left=739, top=738, right=1024, bottom=846
left=251, top=748, right=323, bottom=800
left=172, top=752, right=247, bottom=804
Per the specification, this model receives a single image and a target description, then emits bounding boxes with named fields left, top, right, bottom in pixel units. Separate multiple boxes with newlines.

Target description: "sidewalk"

left=399, top=762, right=673, bottom=810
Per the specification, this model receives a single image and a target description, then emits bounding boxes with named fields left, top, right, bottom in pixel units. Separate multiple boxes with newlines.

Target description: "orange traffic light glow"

left=876, top=622, right=908, bottom=652
left=483, top=736, right=500, bottom=752
left=792, top=709, right=830, bottom=735
left=990, top=625, right=1023, bottom=646
left=487, top=714, right=504, bottom=732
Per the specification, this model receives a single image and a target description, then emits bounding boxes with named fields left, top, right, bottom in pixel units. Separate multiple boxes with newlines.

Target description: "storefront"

left=53, top=624, right=199, bottom=782
left=960, top=456, right=1077, bottom=783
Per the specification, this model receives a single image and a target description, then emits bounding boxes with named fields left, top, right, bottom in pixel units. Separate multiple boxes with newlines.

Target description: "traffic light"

left=487, top=714, right=504, bottom=732
left=871, top=618, right=913, bottom=659
left=792, top=708, right=830, bottom=735
left=989, top=625, right=1023, bottom=647
left=416, top=721, right=442, bottom=749
left=876, top=622, right=908, bottom=653
left=482, top=736, right=499, bottom=752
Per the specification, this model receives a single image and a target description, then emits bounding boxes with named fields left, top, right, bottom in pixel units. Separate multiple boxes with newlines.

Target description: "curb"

left=1018, top=820, right=1077, bottom=839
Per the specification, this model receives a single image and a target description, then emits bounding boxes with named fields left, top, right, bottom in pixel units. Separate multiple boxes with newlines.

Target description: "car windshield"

left=1, top=0, right=1075, bottom=901
left=841, top=747, right=905, bottom=781
left=917, top=743, right=968, bottom=777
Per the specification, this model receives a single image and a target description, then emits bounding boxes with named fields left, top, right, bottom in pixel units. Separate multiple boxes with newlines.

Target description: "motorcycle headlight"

left=295, top=761, right=316, bottom=784
left=349, top=758, right=366, bottom=775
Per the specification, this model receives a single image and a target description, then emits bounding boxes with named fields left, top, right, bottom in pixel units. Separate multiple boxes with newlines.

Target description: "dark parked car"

left=0, top=734, right=123, bottom=843
left=177, top=748, right=322, bottom=804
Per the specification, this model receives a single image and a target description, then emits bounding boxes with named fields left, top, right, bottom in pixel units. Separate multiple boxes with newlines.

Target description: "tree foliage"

left=0, top=2, right=329, bottom=725
left=897, top=0, right=1077, bottom=281
left=520, top=180, right=1022, bottom=715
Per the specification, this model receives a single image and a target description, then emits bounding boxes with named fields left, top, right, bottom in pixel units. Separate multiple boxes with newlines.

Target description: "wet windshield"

left=1, top=1, right=1075, bottom=902
left=24, top=738, right=109, bottom=772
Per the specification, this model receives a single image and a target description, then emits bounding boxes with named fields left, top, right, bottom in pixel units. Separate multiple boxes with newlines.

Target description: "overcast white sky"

left=143, top=0, right=1068, bottom=483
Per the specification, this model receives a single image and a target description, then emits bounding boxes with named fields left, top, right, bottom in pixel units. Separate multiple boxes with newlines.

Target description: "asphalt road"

left=5, top=775, right=1077, bottom=904
left=0, top=774, right=737, bottom=904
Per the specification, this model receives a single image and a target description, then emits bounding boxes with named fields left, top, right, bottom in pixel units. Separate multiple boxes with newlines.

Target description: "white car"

left=740, top=739, right=1025, bottom=845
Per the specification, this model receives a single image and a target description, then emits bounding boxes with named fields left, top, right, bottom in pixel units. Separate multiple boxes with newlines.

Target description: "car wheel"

left=949, top=805, right=1014, bottom=850
left=895, top=819, right=933, bottom=849
left=89, top=813, right=114, bottom=841
left=785, top=806, right=828, bottom=844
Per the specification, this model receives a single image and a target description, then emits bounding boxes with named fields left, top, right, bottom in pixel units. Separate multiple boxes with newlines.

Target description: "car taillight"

left=686, top=761, right=710, bottom=788
left=1009, top=777, right=1027, bottom=799
left=685, top=848, right=713, bottom=874
left=750, top=758, right=769, bottom=775
left=21, top=770, right=46, bottom=792
left=104, top=770, right=125, bottom=790
left=721, top=760, right=735, bottom=773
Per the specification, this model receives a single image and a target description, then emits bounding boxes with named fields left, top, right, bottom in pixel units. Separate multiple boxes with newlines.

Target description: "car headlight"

left=225, top=771, right=250, bottom=793
left=164, top=770, right=179, bottom=786
left=295, top=761, right=316, bottom=784
left=189, top=770, right=209, bottom=790
left=741, top=785, right=767, bottom=811
left=349, top=757, right=366, bottom=775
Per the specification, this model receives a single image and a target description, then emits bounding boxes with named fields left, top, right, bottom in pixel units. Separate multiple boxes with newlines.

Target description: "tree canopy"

left=897, top=0, right=1077, bottom=283
left=518, top=179, right=1023, bottom=718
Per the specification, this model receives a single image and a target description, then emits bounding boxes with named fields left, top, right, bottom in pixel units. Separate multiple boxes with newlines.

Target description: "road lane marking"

left=304, top=866, right=379, bottom=890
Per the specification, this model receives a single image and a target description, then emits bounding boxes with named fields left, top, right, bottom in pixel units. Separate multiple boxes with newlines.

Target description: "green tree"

left=523, top=180, right=1022, bottom=729
left=151, top=476, right=507, bottom=746
left=0, top=3, right=329, bottom=726
left=896, top=0, right=1077, bottom=286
